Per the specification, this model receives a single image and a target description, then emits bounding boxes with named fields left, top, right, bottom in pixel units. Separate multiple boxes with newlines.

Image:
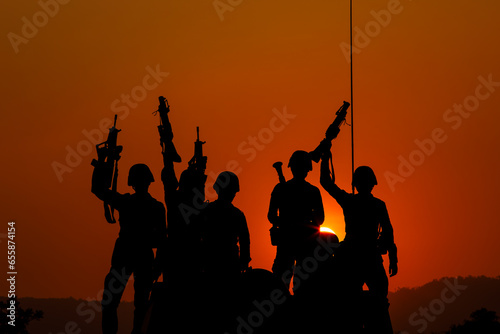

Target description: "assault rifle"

left=188, top=127, right=207, bottom=174
left=91, top=114, right=122, bottom=224
left=309, top=101, right=350, bottom=163
left=156, top=96, right=181, bottom=163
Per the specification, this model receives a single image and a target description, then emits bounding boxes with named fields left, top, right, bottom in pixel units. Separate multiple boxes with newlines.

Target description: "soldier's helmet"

left=288, top=150, right=312, bottom=172
left=352, top=166, right=378, bottom=188
left=213, top=171, right=240, bottom=195
left=128, top=163, right=155, bottom=187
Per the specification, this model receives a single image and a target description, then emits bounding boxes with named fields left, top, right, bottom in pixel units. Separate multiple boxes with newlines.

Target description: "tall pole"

left=350, top=0, right=355, bottom=194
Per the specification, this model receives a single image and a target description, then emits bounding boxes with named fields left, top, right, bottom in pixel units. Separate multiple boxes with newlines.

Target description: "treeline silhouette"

left=442, top=308, right=500, bottom=334
left=390, top=276, right=500, bottom=333
left=0, top=300, right=43, bottom=334
left=6, top=276, right=500, bottom=333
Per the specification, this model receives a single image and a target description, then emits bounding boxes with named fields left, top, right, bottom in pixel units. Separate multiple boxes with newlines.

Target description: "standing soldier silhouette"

left=92, top=162, right=166, bottom=334
left=268, top=150, right=324, bottom=291
left=152, top=97, right=207, bottom=333
left=320, top=146, right=398, bottom=333
left=200, top=171, right=250, bottom=279
left=199, top=171, right=251, bottom=332
left=155, top=97, right=206, bottom=286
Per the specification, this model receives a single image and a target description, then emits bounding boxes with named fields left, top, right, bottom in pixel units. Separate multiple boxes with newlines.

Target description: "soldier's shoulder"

left=271, top=182, right=285, bottom=195
left=304, top=180, right=321, bottom=193
left=232, top=205, right=245, bottom=217
left=153, top=197, right=166, bottom=209
left=229, top=205, right=246, bottom=224
left=273, top=181, right=285, bottom=189
left=372, top=195, right=387, bottom=206
left=141, top=194, right=166, bottom=211
left=201, top=201, right=217, bottom=215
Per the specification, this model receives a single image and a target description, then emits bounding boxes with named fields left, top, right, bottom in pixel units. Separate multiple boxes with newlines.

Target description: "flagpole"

left=350, top=0, right=355, bottom=194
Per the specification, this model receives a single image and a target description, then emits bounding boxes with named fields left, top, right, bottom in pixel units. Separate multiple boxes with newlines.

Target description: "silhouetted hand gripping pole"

left=91, top=114, right=122, bottom=224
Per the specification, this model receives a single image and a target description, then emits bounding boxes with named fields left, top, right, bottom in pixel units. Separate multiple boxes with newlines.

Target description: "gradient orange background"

left=1, top=0, right=499, bottom=302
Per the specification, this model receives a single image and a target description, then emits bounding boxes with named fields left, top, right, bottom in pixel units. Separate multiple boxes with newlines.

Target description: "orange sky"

left=1, top=0, right=500, bottom=301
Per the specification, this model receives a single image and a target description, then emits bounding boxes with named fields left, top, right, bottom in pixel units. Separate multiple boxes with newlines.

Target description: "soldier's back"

left=272, top=178, right=321, bottom=228
left=200, top=201, right=244, bottom=262
left=343, top=193, right=387, bottom=245
left=116, top=193, right=166, bottom=247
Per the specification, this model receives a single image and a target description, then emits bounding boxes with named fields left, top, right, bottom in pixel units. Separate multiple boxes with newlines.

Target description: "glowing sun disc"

left=320, top=226, right=335, bottom=234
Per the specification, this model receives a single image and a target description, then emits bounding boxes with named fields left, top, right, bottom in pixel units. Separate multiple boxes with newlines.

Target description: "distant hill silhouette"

left=389, top=276, right=500, bottom=333
left=3, top=276, right=499, bottom=333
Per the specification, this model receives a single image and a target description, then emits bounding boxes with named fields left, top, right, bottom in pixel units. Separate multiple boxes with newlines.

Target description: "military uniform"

left=321, top=166, right=397, bottom=333
left=198, top=198, right=251, bottom=333
left=200, top=200, right=250, bottom=278
left=92, top=168, right=166, bottom=334
left=268, top=178, right=324, bottom=289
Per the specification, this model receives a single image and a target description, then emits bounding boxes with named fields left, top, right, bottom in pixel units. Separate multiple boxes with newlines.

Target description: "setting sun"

left=2, top=0, right=500, bottom=333
left=320, top=226, right=336, bottom=235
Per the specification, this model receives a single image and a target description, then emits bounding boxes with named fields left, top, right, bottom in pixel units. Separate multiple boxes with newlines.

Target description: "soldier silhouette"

left=200, top=171, right=250, bottom=277
left=155, top=98, right=206, bottom=284
left=320, top=145, right=398, bottom=333
left=151, top=98, right=207, bottom=333
left=268, top=150, right=325, bottom=291
left=91, top=163, right=166, bottom=334
left=199, top=171, right=251, bottom=332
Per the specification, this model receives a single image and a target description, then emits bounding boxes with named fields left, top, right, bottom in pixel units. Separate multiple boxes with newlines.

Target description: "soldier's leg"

left=334, top=248, right=364, bottom=334
left=272, top=243, right=295, bottom=289
left=292, top=236, right=322, bottom=295
left=364, top=259, right=393, bottom=334
left=131, top=252, right=154, bottom=334
left=102, top=246, right=132, bottom=334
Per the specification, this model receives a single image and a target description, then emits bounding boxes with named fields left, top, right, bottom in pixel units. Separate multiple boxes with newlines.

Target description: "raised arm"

left=156, top=96, right=182, bottom=208
left=161, top=156, right=179, bottom=208
left=319, top=150, right=349, bottom=206
left=320, top=150, right=335, bottom=191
